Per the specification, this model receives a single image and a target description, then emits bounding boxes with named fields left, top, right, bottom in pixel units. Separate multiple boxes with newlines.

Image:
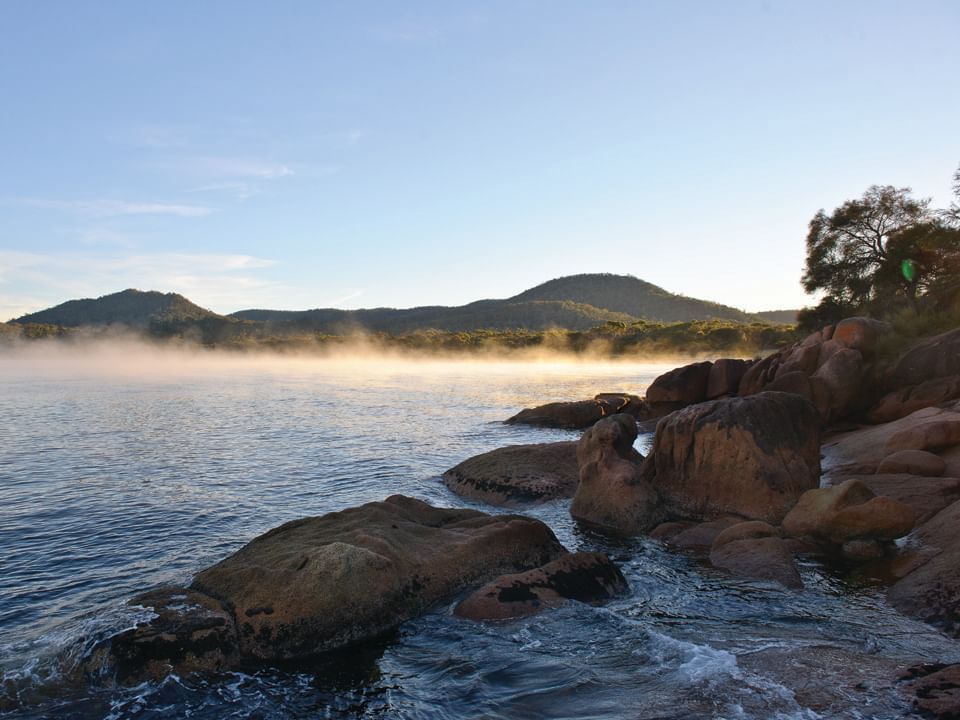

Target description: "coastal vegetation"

left=799, top=163, right=960, bottom=336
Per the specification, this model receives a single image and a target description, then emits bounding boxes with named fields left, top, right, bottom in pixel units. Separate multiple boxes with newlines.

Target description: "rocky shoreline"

left=76, top=318, right=960, bottom=717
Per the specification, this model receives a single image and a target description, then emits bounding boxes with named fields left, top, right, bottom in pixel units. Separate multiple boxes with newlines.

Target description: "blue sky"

left=1, top=1, right=958, bottom=320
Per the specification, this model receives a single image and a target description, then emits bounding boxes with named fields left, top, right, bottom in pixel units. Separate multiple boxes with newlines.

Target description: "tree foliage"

left=800, top=167, right=960, bottom=330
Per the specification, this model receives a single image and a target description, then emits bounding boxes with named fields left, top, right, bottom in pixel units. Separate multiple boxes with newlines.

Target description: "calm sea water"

left=1, top=343, right=957, bottom=719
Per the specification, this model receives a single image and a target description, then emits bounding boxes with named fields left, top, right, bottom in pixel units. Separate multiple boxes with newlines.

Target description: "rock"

left=188, top=495, right=566, bottom=661
left=900, top=663, right=960, bottom=718
left=884, top=417, right=960, bottom=454
left=738, top=353, right=779, bottom=396
left=831, top=317, right=891, bottom=358
left=739, top=646, right=902, bottom=717
left=708, top=521, right=802, bottom=589
left=775, top=343, right=821, bottom=377
left=706, top=359, right=751, bottom=399
left=570, top=414, right=664, bottom=534
left=856, top=473, right=960, bottom=524
left=96, top=588, right=240, bottom=684
left=877, top=450, right=946, bottom=477
left=889, top=326, right=960, bottom=387
left=869, top=375, right=960, bottom=424
left=782, top=479, right=914, bottom=546
left=810, top=348, right=864, bottom=423
left=666, top=517, right=741, bottom=551
left=815, top=339, right=845, bottom=369
left=840, top=538, right=885, bottom=562
left=442, top=441, right=579, bottom=506
left=453, top=552, right=628, bottom=621
left=889, top=499, right=960, bottom=636
left=645, top=361, right=712, bottom=405
left=765, top=370, right=813, bottom=401
left=821, top=406, right=960, bottom=481
left=649, top=521, right=696, bottom=543
left=505, top=393, right=642, bottom=429
left=639, top=392, right=821, bottom=524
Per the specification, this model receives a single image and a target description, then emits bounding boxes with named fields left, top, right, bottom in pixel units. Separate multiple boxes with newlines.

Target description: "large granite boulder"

left=505, top=393, right=643, bottom=429
left=811, top=348, right=865, bottom=424
left=877, top=450, right=946, bottom=477
left=708, top=521, right=802, bottom=589
left=639, top=392, right=821, bottom=524
left=856, top=473, right=960, bottom=524
left=442, top=441, right=579, bottom=506
left=645, top=361, right=712, bottom=406
left=831, top=317, right=891, bottom=358
left=821, top=405, right=960, bottom=481
left=453, top=552, right=628, bottom=621
left=706, top=358, right=751, bottom=399
left=884, top=417, right=960, bottom=455
left=869, top=375, right=960, bottom=424
left=190, top=495, right=565, bottom=661
left=889, top=326, right=960, bottom=387
left=570, top=414, right=663, bottom=534
left=782, top=479, right=915, bottom=558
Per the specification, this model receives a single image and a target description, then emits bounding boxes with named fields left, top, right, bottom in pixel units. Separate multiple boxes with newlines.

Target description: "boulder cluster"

left=90, top=321, right=960, bottom=717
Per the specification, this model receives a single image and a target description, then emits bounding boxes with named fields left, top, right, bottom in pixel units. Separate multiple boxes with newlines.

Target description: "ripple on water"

left=0, top=354, right=957, bottom=719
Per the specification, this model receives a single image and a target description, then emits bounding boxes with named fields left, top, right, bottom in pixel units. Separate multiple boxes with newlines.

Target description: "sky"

left=1, top=1, right=958, bottom=320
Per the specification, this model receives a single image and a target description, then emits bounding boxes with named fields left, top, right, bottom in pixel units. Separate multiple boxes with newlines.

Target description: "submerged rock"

left=640, top=392, right=821, bottom=524
left=505, top=393, right=642, bottom=429
left=708, top=521, right=802, bottom=589
left=570, top=413, right=663, bottom=535
left=454, top=552, right=628, bottom=621
left=442, top=441, right=578, bottom=506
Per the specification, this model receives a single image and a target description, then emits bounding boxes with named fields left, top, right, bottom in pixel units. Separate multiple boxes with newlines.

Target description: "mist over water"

left=1, top=345, right=956, bottom=718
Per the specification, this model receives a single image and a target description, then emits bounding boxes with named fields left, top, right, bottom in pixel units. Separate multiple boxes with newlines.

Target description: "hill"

left=755, top=309, right=799, bottom=324
left=232, top=273, right=773, bottom=332
left=232, top=298, right=635, bottom=333
left=11, top=289, right=226, bottom=328
left=508, top=274, right=754, bottom=323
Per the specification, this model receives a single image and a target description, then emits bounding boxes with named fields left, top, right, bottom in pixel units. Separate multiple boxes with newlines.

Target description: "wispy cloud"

left=325, top=289, right=365, bottom=307
left=4, top=197, right=213, bottom=218
left=0, top=250, right=281, bottom=319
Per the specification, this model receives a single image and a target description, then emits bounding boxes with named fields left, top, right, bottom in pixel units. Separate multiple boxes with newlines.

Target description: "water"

left=1, top=344, right=957, bottom=719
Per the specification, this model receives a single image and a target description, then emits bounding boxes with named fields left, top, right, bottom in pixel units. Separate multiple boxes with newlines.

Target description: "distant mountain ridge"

left=11, top=274, right=798, bottom=333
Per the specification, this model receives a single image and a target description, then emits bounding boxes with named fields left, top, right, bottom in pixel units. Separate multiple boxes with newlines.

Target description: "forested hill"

left=507, top=274, right=754, bottom=322
left=9, top=275, right=798, bottom=338
left=232, top=273, right=781, bottom=330
left=11, top=289, right=226, bottom=328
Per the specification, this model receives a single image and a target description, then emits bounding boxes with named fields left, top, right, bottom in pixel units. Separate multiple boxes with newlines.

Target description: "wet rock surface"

left=90, top=588, right=240, bottom=684
left=95, top=495, right=568, bottom=680
left=900, top=663, right=960, bottom=719
left=708, top=521, right=802, bottom=589
left=505, top=393, right=642, bottom=429
left=442, top=441, right=579, bottom=506
left=889, top=499, right=960, bottom=637
left=454, top=552, right=628, bottom=621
